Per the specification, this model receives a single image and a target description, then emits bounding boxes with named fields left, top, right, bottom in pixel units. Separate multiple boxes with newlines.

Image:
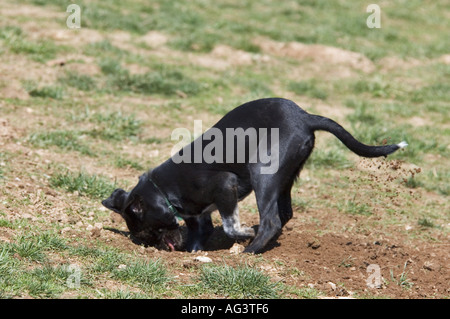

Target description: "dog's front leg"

left=184, top=213, right=214, bottom=252
left=219, top=204, right=255, bottom=240
left=212, top=173, right=255, bottom=241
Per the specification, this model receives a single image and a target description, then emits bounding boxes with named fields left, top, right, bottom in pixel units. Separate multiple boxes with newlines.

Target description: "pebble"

left=229, top=243, right=245, bottom=254
left=194, top=256, right=212, bottom=263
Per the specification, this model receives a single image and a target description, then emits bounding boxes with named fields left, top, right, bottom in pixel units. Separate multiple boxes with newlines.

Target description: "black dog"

left=102, top=98, right=407, bottom=253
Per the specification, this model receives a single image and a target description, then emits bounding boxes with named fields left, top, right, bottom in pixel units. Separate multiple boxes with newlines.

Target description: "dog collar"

left=147, top=176, right=182, bottom=220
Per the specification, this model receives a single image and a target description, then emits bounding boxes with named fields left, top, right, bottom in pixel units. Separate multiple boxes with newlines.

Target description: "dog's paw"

left=186, top=242, right=204, bottom=253
left=230, top=227, right=255, bottom=240
left=242, top=245, right=257, bottom=254
left=240, top=227, right=255, bottom=238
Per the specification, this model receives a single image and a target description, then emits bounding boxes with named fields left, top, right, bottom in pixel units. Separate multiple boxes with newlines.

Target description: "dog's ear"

left=124, top=195, right=145, bottom=221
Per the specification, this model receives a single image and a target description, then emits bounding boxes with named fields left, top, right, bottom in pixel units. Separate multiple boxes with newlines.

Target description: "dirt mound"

left=438, top=54, right=450, bottom=64
left=377, top=56, right=422, bottom=72
left=192, top=44, right=269, bottom=70
left=255, top=37, right=375, bottom=75
left=264, top=231, right=449, bottom=298
left=138, top=31, right=169, bottom=48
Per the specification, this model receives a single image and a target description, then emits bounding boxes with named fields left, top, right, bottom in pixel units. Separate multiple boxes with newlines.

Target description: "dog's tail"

left=307, top=114, right=408, bottom=158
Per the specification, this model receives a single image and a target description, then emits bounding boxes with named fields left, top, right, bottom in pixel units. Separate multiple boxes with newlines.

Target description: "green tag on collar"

left=148, top=176, right=182, bottom=220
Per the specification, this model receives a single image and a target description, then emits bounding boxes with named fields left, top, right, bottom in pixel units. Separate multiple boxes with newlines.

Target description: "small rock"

left=94, top=222, right=103, bottom=229
left=423, top=261, right=434, bottom=271
left=194, top=256, right=212, bottom=263
left=327, top=282, right=337, bottom=291
left=61, top=226, right=72, bottom=235
left=229, top=243, right=245, bottom=254
left=307, top=239, right=321, bottom=249
left=146, top=246, right=158, bottom=254
left=87, top=223, right=103, bottom=237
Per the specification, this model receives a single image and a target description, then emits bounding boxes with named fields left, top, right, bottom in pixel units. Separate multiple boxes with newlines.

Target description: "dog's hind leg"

left=244, top=137, right=314, bottom=254
left=277, top=140, right=313, bottom=227
left=243, top=190, right=281, bottom=254
left=242, top=170, right=285, bottom=254
left=245, top=180, right=298, bottom=254
left=277, top=189, right=293, bottom=227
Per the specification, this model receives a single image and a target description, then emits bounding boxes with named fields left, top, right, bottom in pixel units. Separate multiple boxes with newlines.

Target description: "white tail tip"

left=397, top=141, right=408, bottom=148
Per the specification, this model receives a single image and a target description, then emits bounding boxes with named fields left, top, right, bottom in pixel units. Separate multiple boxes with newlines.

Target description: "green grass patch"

left=87, top=112, right=142, bottom=141
left=28, top=110, right=143, bottom=154
left=114, top=156, right=144, bottom=170
left=351, top=78, right=392, bottom=98
left=23, top=81, right=64, bottom=99
left=58, top=72, right=97, bottom=91
left=337, top=199, right=372, bottom=216
left=84, top=40, right=129, bottom=60
left=49, top=170, right=117, bottom=199
left=410, top=82, right=450, bottom=104
left=288, top=80, right=328, bottom=100
left=8, top=39, right=62, bottom=63
left=66, top=108, right=143, bottom=141
left=100, top=59, right=202, bottom=96
left=4, top=232, right=68, bottom=264
left=306, top=148, right=353, bottom=170
left=199, top=264, right=280, bottom=298
left=0, top=246, right=75, bottom=298
left=28, top=130, right=94, bottom=156
left=0, top=25, right=66, bottom=62
left=418, top=218, right=440, bottom=229
left=344, top=99, right=449, bottom=163
left=0, top=219, right=14, bottom=229
left=0, top=25, right=23, bottom=39
left=82, top=3, right=156, bottom=34
left=111, top=259, right=170, bottom=293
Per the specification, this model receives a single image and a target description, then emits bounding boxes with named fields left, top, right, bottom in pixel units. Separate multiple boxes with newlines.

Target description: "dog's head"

left=102, top=174, right=182, bottom=251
